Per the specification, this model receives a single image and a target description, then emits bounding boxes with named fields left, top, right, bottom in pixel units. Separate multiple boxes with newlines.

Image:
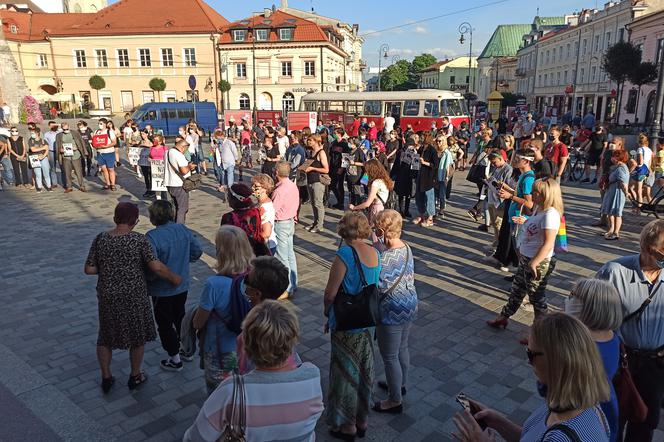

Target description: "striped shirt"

left=183, top=363, right=324, bottom=442
left=520, top=404, right=610, bottom=442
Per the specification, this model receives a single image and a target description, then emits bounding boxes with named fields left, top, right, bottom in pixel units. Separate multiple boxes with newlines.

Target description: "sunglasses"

left=526, top=348, right=543, bottom=364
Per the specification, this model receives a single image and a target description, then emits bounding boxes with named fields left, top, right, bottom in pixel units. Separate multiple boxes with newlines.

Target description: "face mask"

left=179, top=131, right=185, bottom=136
left=30, top=133, right=37, bottom=139
left=564, top=297, right=584, bottom=317
left=98, top=124, right=105, bottom=130
left=63, top=129, right=70, bottom=133
left=361, top=136, right=366, bottom=140
left=78, top=127, right=84, bottom=132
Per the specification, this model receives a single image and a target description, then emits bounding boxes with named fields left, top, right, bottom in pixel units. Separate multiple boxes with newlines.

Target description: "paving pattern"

left=1, top=156, right=662, bottom=442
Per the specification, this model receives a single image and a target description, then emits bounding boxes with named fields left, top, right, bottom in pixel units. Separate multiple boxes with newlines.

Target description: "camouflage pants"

left=501, top=256, right=553, bottom=318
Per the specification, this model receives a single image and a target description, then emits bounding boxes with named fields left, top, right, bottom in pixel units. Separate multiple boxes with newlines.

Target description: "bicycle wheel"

left=572, top=157, right=586, bottom=181
left=654, top=195, right=664, bottom=219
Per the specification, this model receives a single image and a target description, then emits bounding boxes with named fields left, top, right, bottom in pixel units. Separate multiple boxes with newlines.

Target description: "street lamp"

left=378, top=44, right=389, bottom=92
left=459, top=22, right=473, bottom=94
left=219, top=53, right=230, bottom=111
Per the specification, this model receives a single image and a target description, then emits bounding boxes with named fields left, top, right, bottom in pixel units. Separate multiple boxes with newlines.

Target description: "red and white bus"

left=299, top=89, right=470, bottom=133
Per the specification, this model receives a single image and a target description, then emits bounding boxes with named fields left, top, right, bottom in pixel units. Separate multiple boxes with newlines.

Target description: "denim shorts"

left=96, top=152, right=116, bottom=169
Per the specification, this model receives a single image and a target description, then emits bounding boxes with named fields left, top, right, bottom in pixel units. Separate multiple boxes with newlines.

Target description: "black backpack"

left=378, top=190, right=398, bottom=210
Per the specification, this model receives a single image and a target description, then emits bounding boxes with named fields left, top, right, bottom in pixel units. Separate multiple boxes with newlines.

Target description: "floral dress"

left=86, top=231, right=158, bottom=349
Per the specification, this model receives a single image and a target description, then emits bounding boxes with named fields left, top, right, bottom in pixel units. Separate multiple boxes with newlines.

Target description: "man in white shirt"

left=276, top=127, right=289, bottom=158
left=383, top=113, right=395, bottom=134
left=1, top=103, right=10, bottom=125
left=165, top=139, right=196, bottom=223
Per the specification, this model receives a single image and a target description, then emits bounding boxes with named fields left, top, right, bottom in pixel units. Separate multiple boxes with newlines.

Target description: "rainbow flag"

left=554, top=215, right=568, bottom=253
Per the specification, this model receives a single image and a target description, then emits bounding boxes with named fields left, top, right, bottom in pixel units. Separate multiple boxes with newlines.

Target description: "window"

left=176, top=108, right=194, bottom=119
left=9, top=24, right=17, bottom=33
left=139, top=48, right=151, bottom=67
left=282, top=92, right=295, bottom=112
left=74, top=50, right=87, bottom=68
left=233, top=30, right=246, bottom=42
left=546, top=50, right=550, bottom=64
left=364, top=100, right=382, bottom=115
left=443, top=99, right=463, bottom=116
left=582, top=39, right=587, bottom=56
left=566, top=44, right=571, bottom=59
left=239, top=93, right=250, bottom=110
left=544, top=73, right=548, bottom=85
left=594, top=35, right=600, bottom=52
left=580, top=68, right=585, bottom=83
left=538, top=75, right=542, bottom=86
left=279, top=28, right=294, bottom=41
left=281, top=61, right=292, bottom=77
left=184, top=48, right=196, bottom=67
left=255, top=29, right=269, bottom=41
left=424, top=100, right=439, bottom=117
left=161, top=48, right=173, bottom=67
left=591, top=66, right=597, bottom=81
left=95, top=49, right=108, bottom=68
left=117, top=49, right=129, bottom=67
left=236, top=63, right=247, bottom=78
left=556, top=72, right=561, bottom=85
left=656, top=38, right=664, bottom=65
left=403, top=100, right=420, bottom=116
left=449, top=75, right=456, bottom=84
left=605, top=32, right=611, bottom=49
left=574, top=41, right=579, bottom=56
left=304, top=60, right=315, bottom=76
left=345, top=101, right=363, bottom=114
left=626, top=89, right=637, bottom=113
left=466, top=75, right=470, bottom=84
left=564, top=70, right=568, bottom=84
left=37, top=54, right=48, bottom=68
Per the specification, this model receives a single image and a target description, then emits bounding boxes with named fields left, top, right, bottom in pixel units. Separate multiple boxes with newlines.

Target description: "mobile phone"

left=491, top=180, right=502, bottom=189
left=455, top=393, right=487, bottom=430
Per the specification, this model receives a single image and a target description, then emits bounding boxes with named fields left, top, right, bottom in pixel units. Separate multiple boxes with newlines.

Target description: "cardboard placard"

left=63, top=143, right=74, bottom=157
left=92, top=134, right=109, bottom=148
left=150, top=159, right=167, bottom=191
left=128, top=147, right=141, bottom=166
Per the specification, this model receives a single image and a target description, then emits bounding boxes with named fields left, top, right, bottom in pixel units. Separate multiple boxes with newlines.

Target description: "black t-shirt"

left=417, top=145, right=439, bottom=191
left=497, top=117, right=508, bottom=134
left=560, top=132, right=572, bottom=146
left=329, top=139, right=349, bottom=171
left=533, top=158, right=553, bottom=179
left=589, top=131, right=607, bottom=152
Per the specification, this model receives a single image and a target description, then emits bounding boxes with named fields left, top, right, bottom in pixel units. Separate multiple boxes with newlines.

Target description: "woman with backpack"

left=220, top=183, right=271, bottom=256
left=192, top=225, right=255, bottom=394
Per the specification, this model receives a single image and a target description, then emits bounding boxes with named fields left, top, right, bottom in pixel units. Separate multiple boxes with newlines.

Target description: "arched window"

left=258, top=92, right=272, bottom=110
left=282, top=92, right=295, bottom=113
left=239, top=93, right=250, bottom=110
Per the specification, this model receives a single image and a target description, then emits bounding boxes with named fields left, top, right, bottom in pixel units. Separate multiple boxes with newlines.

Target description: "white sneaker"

left=499, top=266, right=510, bottom=273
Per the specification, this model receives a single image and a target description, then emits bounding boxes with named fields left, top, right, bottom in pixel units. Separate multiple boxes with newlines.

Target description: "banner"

left=128, top=147, right=141, bottom=166
left=150, top=159, right=167, bottom=192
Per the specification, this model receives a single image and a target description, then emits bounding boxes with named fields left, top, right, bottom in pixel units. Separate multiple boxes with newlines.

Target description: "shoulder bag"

left=333, top=246, right=380, bottom=331
left=216, top=370, right=247, bottom=442
left=539, top=423, right=581, bottom=442
left=611, top=284, right=658, bottom=424
left=167, top=149, right=201, bottom=192
left=315, top=151, right=332, bottom=186
left=466, top=152, right=487, bottom=185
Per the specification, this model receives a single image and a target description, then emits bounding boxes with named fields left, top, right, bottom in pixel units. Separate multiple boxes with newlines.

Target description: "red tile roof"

left=0, top=0, right=229, bottom=40
left=218, top=10, right=328, bottom=44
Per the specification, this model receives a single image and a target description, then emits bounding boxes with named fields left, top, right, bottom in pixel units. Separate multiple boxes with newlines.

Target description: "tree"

left=380, top=59, right=410, bottom=91
left=410, top=53, right=438, bottom=87
left=88, top=75, right=105, bottom=107
left=627, top=61, right=658, bottom=121
left=218, top=79, right=231, bottom=110
left=603, top=42, right=642, bottom=123
left=149, top=77, right=167, bottom=102
left=500, top=92, right=525, bottom=107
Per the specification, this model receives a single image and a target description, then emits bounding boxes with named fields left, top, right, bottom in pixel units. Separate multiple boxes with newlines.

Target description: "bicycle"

left=636, top=179, right=664, bottom=219
left=563, top=146, right=586, bottom=182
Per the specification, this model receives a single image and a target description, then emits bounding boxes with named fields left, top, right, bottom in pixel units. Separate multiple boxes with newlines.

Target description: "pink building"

left=621, top=8, right=664, bottom=127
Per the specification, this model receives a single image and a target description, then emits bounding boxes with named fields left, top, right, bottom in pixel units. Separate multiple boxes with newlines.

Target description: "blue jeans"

left=48, top=151, right=59, bottom=186
left=0, top=156, right=15, bottom=188
left=216, top=163, right=234, bottom=187
left=274, top=219, right=298, bottom=294
left=32, top=157, right=52, bottom=189
left=437, top=180, right=448, bottom=211
left=415, top=187, right=435, bottom=218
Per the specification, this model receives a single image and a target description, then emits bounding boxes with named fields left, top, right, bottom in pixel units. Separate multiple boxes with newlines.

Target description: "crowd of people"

left=2, top=107, right=658, bottom=442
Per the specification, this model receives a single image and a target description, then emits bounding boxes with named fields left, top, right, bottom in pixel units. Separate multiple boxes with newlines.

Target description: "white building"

left=531, top=0, right=663, bottom=122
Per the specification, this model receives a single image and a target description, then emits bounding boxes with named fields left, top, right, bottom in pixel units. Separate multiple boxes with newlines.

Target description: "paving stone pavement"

left=1, top=161, right=663, bottom=442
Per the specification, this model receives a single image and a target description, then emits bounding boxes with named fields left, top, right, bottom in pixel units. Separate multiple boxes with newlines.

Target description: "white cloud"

left=388, top=47, right=459, bottom=59
left=414, top=26, right=427, bottom=34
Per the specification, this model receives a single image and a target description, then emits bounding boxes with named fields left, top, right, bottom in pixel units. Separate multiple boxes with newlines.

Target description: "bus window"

left=442, top=99, right=463, bottom=116
left=424, top=100, right=439, bottom=117
left=346, top=100, right=363, bottom=115
left=329, top=101, right=344, bottom=111
left=403, top=100, right=420, bottom=116
left=161, top=109, right=177, bottom=119
left=364, top=100, right=381, bottom=116
left=303, top=101, right=317, bottom=111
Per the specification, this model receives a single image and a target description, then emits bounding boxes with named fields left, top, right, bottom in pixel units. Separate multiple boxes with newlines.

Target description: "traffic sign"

left=188, top=75, right=196, bottom=90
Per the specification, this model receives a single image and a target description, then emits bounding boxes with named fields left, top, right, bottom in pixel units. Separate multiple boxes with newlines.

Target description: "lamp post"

left=459, top=22, right=473, bottom=94
left=650, top=42, right=664, bottom=150
left=219, top=53, right=229, bottom=111
left=378, top=44, right=389, bottom=92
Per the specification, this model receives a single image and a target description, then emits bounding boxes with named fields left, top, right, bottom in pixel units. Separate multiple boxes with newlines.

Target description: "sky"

left=110, top=0, right=603, bottom=68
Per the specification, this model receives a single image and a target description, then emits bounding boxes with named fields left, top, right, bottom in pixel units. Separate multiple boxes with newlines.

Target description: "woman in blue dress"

left=601, top=149, right=630, bottom=240
left=324, top=211, right=381, bottom=441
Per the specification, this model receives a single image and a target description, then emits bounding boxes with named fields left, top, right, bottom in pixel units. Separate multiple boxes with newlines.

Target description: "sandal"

left=110, top=185, right=117, bottom=191
left=127, top=371, right=148, bottom=390
left=412, top=217, right=422, bottom=225
left=102, top=185, right=110, bottom=190
left=101, top=376, right=115, bottom=394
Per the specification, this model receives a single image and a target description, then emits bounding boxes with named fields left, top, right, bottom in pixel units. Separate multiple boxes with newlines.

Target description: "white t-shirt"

left=276, top=135, right=289, bottom=158
left=372, top=179, right=390, bottom=205
left=517, top=207, right=561, bottom=259
left=186, top=133, right=199, bottom=155
left=637, top=146, right=653, bottom=169
left=94, top=129, right=117, bottom=154
left=164, top=148, right=190, bottom=187
left=384, top=116, right=395, bottom=133
left=122, top=126, right=133, bottom=143
left=260, top=201, right=277, bottom=249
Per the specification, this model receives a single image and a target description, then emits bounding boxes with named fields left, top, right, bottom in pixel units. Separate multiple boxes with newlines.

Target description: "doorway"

left=385, top=101, right=401, bottom=127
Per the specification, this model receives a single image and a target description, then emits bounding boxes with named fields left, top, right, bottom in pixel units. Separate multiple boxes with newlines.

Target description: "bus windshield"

left=443, top=99, right=464, bottom=116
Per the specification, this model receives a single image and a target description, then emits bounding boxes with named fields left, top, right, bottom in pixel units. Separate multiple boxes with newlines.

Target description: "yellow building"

left=0, top=0, right=362, bottom=116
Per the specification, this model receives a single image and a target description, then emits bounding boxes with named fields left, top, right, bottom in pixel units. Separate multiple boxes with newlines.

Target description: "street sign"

left=188, top=75, right=196, bottom=90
